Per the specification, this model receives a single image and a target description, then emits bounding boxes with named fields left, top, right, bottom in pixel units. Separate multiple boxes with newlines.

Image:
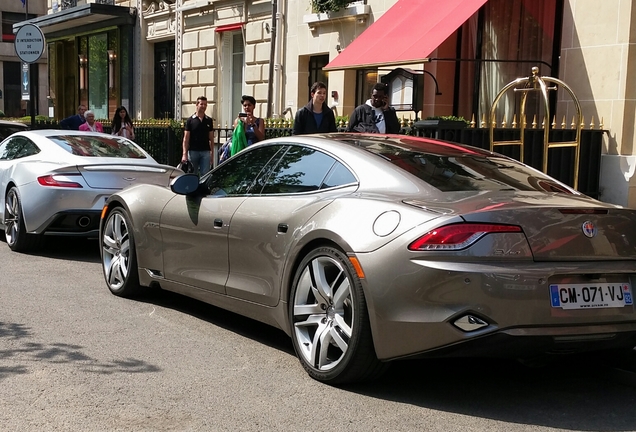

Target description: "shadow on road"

left=129, top=286, right=636, bottom=431
left=134, top=287, right=295, bottom=356
left=343, top=355, right=636, bottom=431
left=0, top=321, right=161, bottom=381
left=0, top=236, right=101, bottom=263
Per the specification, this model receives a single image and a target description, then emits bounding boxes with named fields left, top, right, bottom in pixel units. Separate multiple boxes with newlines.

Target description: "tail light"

left=408, top=223, right=522, bottom=251
left=37, top=174, right=83, bottom=188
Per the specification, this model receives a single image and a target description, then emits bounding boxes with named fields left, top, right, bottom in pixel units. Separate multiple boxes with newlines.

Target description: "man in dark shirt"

left=59, top=105, right=87, bottom=130
left=346, top=83, right=400, bottom=134
left=292, top=82, right=337, bottom=135
left=181, top=96, right=214, bottom=176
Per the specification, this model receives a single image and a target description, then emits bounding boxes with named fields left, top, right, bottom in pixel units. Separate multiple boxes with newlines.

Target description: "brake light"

left=408, top=223, right=522, bottom=251
left=37, top=174, right=83, bottom=188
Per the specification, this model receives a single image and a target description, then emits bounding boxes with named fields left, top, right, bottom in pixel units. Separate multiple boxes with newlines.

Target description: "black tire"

left=289, top=246, right=387, bottom=385
left=4, top=187, right=44, bottom=252
left=101, top=207, right=141, bottom=297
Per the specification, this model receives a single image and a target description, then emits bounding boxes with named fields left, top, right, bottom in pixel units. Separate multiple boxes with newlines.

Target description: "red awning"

left=215, top=23, right=244, bottom=33
left=324, top=0, right=487, bottom=70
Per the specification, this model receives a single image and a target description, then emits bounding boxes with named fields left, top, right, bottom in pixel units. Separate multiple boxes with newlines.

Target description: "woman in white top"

left=111, top=106, right=135, bottom=140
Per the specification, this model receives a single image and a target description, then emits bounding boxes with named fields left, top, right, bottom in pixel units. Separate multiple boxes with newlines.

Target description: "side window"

left=14, top=139, right=40, bottom=159
left=260, top=145, right=337, bottom=194
left=205, top=145, right=283, bottom=196
left=321, top=162, right=357, bottom=189
left=0, top=136, right=39, bottom=160
left=0, top=140, right=9, bottom=160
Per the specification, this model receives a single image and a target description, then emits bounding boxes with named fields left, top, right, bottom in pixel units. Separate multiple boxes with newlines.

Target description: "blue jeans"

left=188, top=150, right=211, bottom=176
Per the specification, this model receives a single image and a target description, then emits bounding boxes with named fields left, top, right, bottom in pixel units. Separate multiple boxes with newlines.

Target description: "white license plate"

left=550, top=283, right=633, bottom=309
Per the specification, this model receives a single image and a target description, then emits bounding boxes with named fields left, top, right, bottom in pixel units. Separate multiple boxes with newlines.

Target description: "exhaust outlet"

left=77, top=216, right=91, bottom=228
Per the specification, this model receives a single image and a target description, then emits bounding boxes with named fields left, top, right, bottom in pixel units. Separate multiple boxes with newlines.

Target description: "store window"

left=451, top=0, right=561, bottom=121
left=477, top=0, right=559, bottom=119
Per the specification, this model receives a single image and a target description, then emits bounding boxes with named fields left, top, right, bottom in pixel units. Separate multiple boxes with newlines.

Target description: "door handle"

left=277, top=223, right=288, bottom=234
left=214, top=218, right=223, bottom=228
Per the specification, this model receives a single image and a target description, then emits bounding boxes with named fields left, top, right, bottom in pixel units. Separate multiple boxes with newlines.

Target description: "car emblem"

left=581, top=220, right=597, bottom=238
left=123, top=177, right=136, bottom=181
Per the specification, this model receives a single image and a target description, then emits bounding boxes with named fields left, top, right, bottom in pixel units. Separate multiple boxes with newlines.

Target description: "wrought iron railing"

left=61, top=0, right=115, bottom=10
left=25, top=118, right=604, bottom=198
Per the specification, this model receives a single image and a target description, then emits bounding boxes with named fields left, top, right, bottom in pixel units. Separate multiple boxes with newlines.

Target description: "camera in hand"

left=238, top=113, right=248, bottom=118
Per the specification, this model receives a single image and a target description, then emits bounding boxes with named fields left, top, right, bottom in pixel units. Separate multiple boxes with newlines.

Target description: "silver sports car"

left=0, top=129, right=181, bottom=252
left=100, top=133, right=636, bottom=384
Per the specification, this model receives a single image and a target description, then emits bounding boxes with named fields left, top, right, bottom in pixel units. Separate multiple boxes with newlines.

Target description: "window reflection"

left=261, top=146, right=337, bottom=194
left=51, top=135, right=146, bottom=158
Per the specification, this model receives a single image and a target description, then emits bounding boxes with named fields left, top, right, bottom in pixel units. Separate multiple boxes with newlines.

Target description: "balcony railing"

left=61, top=0, right=115, bottom=10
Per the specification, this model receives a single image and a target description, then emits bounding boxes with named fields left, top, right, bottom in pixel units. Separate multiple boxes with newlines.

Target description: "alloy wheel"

left=292, top=255, right=354, bottom=372
left=4, top=189, right=20, bottom=246
left=102, top=210, right=132, bottom=291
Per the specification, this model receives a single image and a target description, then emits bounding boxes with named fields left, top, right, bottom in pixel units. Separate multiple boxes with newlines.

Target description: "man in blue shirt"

left=60, top=105, right=87, bottom=130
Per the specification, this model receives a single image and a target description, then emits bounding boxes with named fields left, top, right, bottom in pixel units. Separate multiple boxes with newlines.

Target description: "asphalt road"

left=2, top=237, right=636, bottom=431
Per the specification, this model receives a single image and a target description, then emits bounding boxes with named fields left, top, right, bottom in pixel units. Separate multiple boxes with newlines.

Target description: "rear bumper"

left=39, top=210, right=101, bottom=236
left=387, top=322, right=636, bottom=361
left=18, top=181, right=111, bottom=234
left=356, top=240, right=636, bottom=361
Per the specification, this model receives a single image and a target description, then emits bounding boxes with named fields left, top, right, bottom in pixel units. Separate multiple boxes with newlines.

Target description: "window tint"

left=339, top=137, right=575, bottom=194
left=0, top=136, right=40, bottom=160
left=261, top=145, right=337, bottom=194
left=321, top=162, right=356, bottom=189
left=205, top=145, right=283, bottom=196
left=388, top=153, right=575, bottom=193
left=50, top=135, right=147, bottom=158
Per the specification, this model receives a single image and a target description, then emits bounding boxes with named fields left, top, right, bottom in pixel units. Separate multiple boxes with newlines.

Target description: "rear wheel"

left=289, top=246, right=387, bottom=385
left=101, top=208, right=140, bottom=297
left=4, top=187, right=44, bottom=252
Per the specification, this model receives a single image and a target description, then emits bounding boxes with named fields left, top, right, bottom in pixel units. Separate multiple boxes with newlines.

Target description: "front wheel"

left=101, top=207, right=140, bottom=297
left=289, top=246, right=387, bottom=385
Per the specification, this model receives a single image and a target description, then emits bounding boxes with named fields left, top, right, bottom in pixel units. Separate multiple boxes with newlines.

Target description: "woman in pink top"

left=78, top=110, right=104, bottom=132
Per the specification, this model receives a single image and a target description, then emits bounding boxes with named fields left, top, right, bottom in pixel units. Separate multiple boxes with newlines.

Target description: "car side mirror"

left=170, top=174, right=201, bottom=196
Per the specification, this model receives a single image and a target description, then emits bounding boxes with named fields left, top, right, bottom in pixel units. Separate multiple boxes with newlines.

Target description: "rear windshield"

left=343, top=139, right=574, bottom=194
left=51, top=135, right=147, bottom=158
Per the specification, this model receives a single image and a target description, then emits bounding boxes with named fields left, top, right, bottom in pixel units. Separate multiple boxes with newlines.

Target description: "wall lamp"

left=423, top=70, right=442, bottom=96
left=78, top=54, right=87, bottom=90
left=107, top=50, right=116, bottom=89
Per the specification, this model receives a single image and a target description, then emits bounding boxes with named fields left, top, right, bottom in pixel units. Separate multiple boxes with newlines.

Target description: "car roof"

left=17, top=129, right=111, bottom=138
left=261, top=133, right=495, bottom=159
left=0, top=120, right=28, bottom=128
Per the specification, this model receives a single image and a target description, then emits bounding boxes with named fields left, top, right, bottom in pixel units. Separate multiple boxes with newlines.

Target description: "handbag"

left=177, top=160, right=194, bottom=173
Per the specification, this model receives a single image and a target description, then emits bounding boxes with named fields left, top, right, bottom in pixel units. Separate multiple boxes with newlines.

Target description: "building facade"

left=13, top=0, right=636, bottom=208
left=1, top=0, right=47, bottom=118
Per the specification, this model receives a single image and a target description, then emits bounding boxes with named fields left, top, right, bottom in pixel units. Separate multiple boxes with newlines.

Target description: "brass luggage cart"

left=489, top=66, right=582, bottom=189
